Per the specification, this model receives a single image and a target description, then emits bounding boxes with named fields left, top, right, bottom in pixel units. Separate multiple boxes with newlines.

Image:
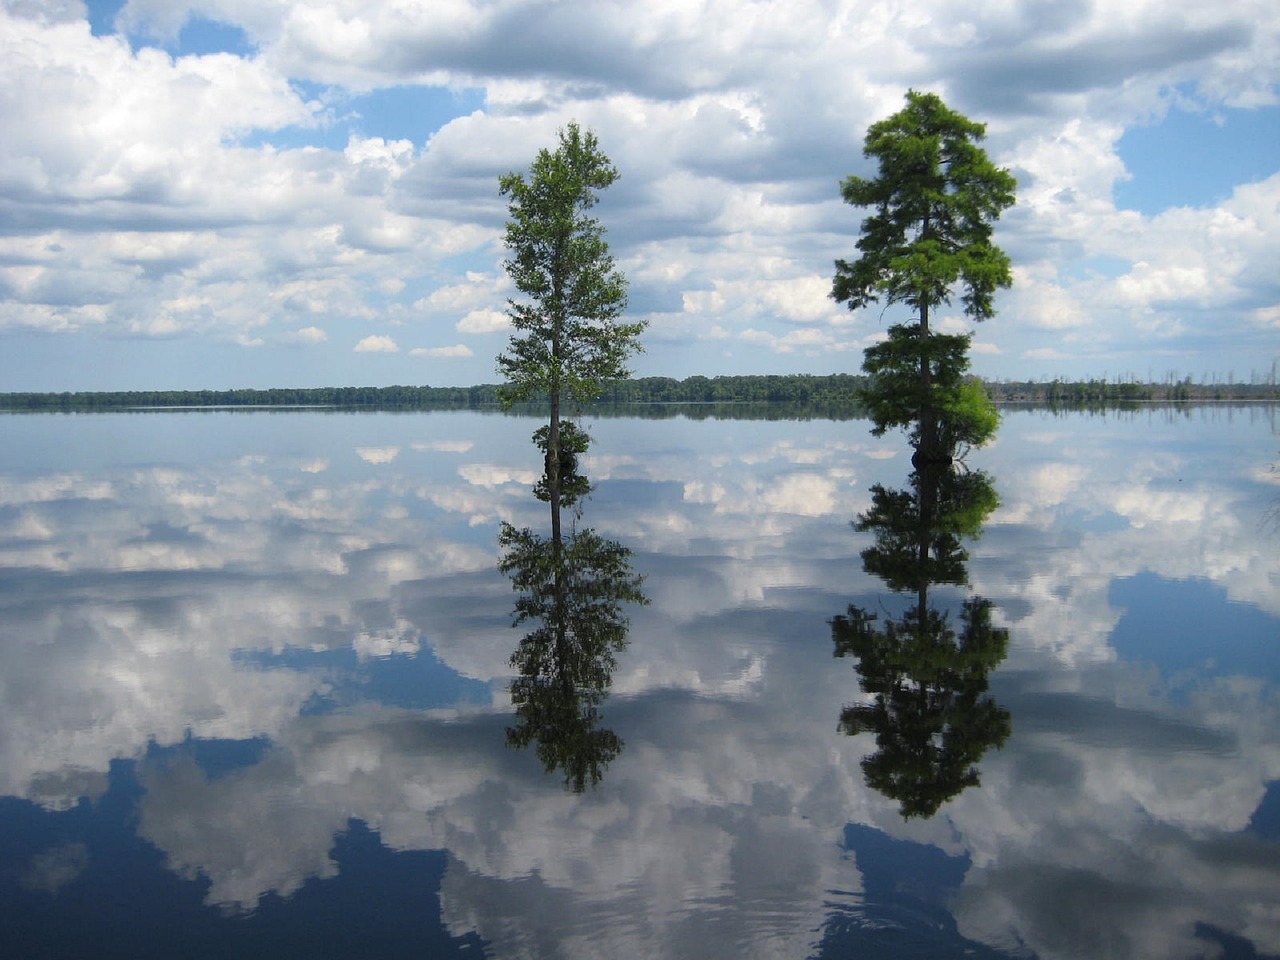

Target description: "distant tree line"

left=0, top=374, right=869, bottom=412
left=2, top=373, right=1276, bottom=413
left=597, top=373, right=868, bottom=405
left=988, top=377, right=1279, bottom=403
left=0, top=384, right=499, bottom=411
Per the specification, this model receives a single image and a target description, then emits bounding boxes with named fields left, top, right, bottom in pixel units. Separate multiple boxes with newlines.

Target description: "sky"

left=0, top=0, right=1277, bottom=391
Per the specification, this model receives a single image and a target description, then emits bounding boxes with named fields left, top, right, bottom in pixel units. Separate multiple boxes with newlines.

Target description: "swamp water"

left=0, top=405, right=1277, bottom=959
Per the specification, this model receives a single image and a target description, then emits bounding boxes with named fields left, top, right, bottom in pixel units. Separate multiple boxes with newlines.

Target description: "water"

left=0, top=405, right=1276, bottom=958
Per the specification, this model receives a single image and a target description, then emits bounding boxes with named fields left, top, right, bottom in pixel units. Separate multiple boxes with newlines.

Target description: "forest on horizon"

left=1, top=372, right=1278, bottom=413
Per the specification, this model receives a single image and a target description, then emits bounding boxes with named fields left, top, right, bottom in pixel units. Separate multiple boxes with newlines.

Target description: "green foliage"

left=859, top=323, right=972, bottom=439
left=859, top=325, right=1000, bottom=449
left=532, top=420, right=591, bottom=507
left=0, top=384, right=504, bottom=411
left=497, top=122, right=643, bottom=407
left=832, top=90, right=1016, bottom=325
left=833, top=597, right=1012, bottom=819
left=3, top=378, right=1271, bottom=416
left=940, top=379, right=1000, bottom=450
left=499, top=521, right=649, bottom=792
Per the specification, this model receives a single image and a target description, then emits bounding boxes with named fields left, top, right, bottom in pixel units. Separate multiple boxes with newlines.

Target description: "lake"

left=1, top=404, right=1277, bottom=959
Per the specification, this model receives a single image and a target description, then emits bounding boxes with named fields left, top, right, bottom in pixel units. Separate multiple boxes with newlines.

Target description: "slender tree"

left=500, top=522, right=647, bottom=791
left=498, top=122, right=643, bottom=543
left=833, top=90, right=1016, bottom=455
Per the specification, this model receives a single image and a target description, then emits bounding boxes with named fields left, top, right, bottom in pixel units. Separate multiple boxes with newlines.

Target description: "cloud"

left=409, top=343, right=474, bottom=358
left=456, top=309, right=509, bottom=334
left=284, top=326, right=328, bottom=344
left=0, top=0, right=1277, bottom=391
left=355, top=446, right=400, bottom=464
left=354, top=334, right=399, bottom=353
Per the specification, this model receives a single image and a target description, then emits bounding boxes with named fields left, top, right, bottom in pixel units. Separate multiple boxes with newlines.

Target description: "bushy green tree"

left=832, top=90, right=1015, bottom=454
left=834, top=458, right=1009, bottom=819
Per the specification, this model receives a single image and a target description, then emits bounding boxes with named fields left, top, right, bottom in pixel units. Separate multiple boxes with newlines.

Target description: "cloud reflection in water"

left=0, top=407, right=1276, bottom=958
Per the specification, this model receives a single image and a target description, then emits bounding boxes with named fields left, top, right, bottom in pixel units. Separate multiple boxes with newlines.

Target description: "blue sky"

left=0, top=0, right=1276, bottom=391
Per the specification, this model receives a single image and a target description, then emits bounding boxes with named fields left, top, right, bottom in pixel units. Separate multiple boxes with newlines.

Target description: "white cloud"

left=409, top=343, right=474, bottom=358
left=284, top=325, right=328, bottom=344
left=456, top=309, right=509, bottom=334
left=355, top=446, right=400, bottom=464
left=354, top=334, right=398, bottom=353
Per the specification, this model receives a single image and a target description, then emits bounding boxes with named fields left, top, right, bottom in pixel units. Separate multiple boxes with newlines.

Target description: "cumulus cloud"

left=455, top=309, right=509, bottom=334
left=0, top=0, right=1277, bottom=388
left=354, top=334, right=399, bottom=353
left=284, top=325, right=328, bottom=344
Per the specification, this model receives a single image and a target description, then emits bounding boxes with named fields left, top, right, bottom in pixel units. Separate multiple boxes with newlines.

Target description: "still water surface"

left=0, top=405, right=1277, bottom=958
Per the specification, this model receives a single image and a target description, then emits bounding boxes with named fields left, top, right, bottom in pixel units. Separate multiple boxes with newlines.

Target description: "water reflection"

left=1, top=408, right=1277, bottom=958
left=835, top=446, right=1010, bottom=817
left=499, top=418, right=647, bottom=790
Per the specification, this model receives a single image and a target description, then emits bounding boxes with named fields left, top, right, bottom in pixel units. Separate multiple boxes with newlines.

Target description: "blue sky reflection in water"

left=0, top=406, right=1277, bottom=959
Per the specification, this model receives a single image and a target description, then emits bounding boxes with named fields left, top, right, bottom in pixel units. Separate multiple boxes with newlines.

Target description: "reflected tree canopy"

left=835, top=456, right=1011, bottom=819
left=532, top=419, right=591, bottom=508
left=499, top=421, right=647, bottom=792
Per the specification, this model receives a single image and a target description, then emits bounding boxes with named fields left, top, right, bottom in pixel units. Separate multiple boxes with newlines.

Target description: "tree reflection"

left=834, top=455, right=1011, bottom=819
left=499, top=420, right=647, bottom=791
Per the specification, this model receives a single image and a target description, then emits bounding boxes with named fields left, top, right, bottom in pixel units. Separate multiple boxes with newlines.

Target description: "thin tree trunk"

left=917, top=209, right=941, bottom=461
left=549, top=242, right=564, bottom=549
left=918, top=299, right=941, bottom=459
left=548, top=386, right=562, bottom=548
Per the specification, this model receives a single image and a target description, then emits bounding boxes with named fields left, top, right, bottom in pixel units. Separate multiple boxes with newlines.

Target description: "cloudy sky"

left=1, top=0, right=1277, bottom=391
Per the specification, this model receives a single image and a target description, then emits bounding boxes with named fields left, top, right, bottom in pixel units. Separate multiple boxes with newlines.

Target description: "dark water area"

left=0, top=405, right=1277, bottom=958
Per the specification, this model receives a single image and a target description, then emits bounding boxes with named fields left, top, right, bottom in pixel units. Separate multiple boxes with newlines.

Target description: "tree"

left=832, top=90, right=1016, bottom=455
left=499, top=522, right=648, bottom=791
left=833, top=458, right=1009, bottom=819
left=833, top=597, right=1011, bottom=819
left=498, top=122, right=644, bottom=543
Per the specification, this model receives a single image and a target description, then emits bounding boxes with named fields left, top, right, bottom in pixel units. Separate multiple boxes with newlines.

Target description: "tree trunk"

left=915, top=207, right=945, bottom=461
left=548, top=385, right=562, bottom=547
left=918, top=298, right=942, bottom=459
left=549, top=250, right=564, bottom=548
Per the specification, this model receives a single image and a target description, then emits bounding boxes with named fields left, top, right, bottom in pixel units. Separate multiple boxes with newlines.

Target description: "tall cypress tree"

left=833, top=90, right=1016, bottom=456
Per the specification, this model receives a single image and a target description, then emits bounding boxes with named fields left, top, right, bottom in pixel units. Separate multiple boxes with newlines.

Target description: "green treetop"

left=833, top=90, right=1016, bottom=326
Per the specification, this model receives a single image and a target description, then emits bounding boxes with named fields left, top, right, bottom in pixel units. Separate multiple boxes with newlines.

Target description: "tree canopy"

left=832, top=90, right=1016, bottom=326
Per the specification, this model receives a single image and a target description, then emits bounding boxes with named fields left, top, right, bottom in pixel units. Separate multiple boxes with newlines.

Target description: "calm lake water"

left=1, top=405, right=1277, bottom=959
